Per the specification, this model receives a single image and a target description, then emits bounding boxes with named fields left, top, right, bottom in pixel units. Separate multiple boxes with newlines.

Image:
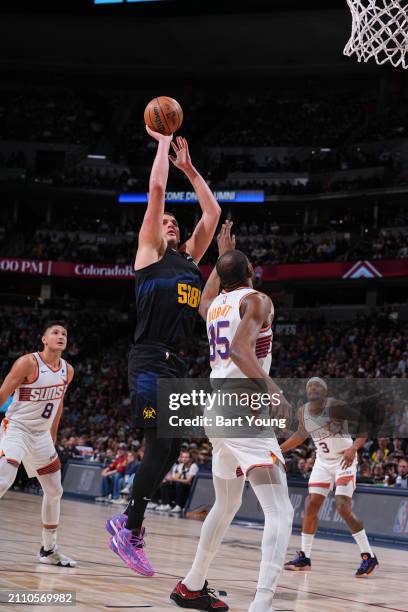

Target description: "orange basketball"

left=144, top=96, right=183, bottom=136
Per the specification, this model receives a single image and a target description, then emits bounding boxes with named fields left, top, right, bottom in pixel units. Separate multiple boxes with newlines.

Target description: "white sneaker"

left=111, top=498, right=126, bottom=505
left=95, top=495, right=110, bottom=502
left=146, top=502, right=158, bottom=510
left=120, top=486, right=130, bottom=494
left=38, top=546, right=76, bottom=568
left=157, top=504, right=171, bottom=511
left=170, top=505, right=182, bottom=513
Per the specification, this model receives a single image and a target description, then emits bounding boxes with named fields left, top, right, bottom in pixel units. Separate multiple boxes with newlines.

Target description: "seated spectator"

left=113, top=450, right=141, bottom=502
left=384, top=462, right=398, bottom=486
left=356, top=463, right=374, bottom=484
left=197, top=448, right=212, bottom=473
left=372, top=464, right=385, bottom=484
left=158, top=451, right=199, bottom=513
left=370, top=437, right=391, bottom=462
left=397, top=458, right=408, bottom=488
left=98, top=443, right=128, bottom=501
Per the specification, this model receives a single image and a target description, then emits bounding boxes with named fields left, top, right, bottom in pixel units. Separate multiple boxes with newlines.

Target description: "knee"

left=43, top=479, right=63, bottom=501
left=0, top=460, right=18, bottom=495
left=306, top=495, right=323, bottom=516
left=335, top=496, right=351, bottom=517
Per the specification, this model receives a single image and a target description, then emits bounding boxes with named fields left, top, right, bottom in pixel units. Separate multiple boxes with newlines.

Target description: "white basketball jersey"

left=6, top=353, right=68, bottom=432
left=207, top=287, right=272, bottom=379
left=302, top=398, right=353, bottom=459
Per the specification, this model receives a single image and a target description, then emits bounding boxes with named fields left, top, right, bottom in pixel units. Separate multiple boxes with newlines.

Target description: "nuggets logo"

left=143, top=407, right=156, bottom=420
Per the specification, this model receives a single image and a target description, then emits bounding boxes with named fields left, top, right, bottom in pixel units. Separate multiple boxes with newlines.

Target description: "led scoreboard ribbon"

left=118, top=191, right=265, bottom=204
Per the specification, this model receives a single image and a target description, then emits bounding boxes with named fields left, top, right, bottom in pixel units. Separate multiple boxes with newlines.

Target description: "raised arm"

left=198, top=221, right=235, bottom=320
left=134, top=126, right=173, bottom=271
left=0, top=354, right=36, bottom=407
left=169, top=137, right=221, bottom=263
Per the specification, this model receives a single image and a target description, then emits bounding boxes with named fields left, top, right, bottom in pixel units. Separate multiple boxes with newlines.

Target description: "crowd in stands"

left=1, top=84, right=408, bottom=198
left=1, top=304, right=408, bottom=510
left=9, top=219, right=408, bottom=266
left=0, top=87, right=116, bottom=146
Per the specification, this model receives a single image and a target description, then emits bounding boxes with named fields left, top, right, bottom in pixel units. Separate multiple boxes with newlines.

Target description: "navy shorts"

left=128, top=343, right=187, bottom=429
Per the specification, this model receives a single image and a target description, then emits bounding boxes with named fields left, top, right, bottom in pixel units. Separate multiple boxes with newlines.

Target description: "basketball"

left=144, top=96, right=183, bottom=135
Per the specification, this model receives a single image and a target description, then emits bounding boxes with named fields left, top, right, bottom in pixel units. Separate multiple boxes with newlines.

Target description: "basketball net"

left=344, top=0, right=408, bottom=69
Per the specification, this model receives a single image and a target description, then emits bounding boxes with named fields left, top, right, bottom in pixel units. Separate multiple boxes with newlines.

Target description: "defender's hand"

left=169, top=136, right=193, bottom=171
left=217, top=220, right=236, bottom=256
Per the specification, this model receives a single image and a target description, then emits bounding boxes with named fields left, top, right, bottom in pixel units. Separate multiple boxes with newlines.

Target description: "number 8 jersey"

left=6, top=353, right=68, bottom=432
left=207, top=287, right=273, bottom=379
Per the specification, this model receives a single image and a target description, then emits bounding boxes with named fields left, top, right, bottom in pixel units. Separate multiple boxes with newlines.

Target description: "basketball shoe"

left=105, top=512, right=127, bottom=536
left=170, top=580, right=228, bottom=610
left=355, top=553, right=379, bottom=577
left=284, top=550, right=311, bottom=571
left=112, top=527, right=154, bottom=576
left=37, top=546, right=76, bottom=567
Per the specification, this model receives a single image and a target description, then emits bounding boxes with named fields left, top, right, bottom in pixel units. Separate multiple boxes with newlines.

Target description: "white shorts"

left=210, top=437, right=285, bottom=480
left=308, top=455, right=357, bottom=498
left=0, top=419, right=60, bottom=478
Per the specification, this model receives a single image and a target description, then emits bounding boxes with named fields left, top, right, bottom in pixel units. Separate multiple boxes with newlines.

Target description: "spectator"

left=158, top=451, right=199, bottom=513
left=372, top=464, right=385, bottom=485
left=397, top=458, right=408, bottom=488
left=98, top=443, right=128, bottom=502
left=356, top=464, right=374, bottom=484
left=114, top=451, right=141, bottom=501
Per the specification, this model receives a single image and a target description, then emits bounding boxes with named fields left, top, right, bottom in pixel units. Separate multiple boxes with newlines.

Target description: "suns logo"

left=143, top=407, right=157, bottom=420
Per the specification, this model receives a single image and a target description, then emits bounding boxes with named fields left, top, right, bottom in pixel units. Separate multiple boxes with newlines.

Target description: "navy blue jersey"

left=133, top=248, right=203, bottom=350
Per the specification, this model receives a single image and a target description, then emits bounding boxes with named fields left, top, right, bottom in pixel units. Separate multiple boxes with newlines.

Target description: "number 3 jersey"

left=301, top=398, right=353, bottom=459
left=6, top=353, right=68, bottom=432
left=207, top=287, right=273, bottom=379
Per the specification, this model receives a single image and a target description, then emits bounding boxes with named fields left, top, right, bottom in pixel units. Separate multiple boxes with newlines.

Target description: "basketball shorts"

left=210, top=437, right=285, bottom=480
left=0, top=419, right=60, bottom=478
left=308, top=455, right=357, bottom=498
left=128, top=343, right=188, bottom=429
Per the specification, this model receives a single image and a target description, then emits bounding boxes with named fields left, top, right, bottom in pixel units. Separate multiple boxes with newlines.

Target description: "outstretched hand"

left=146, top=124, right=173, bottom=145
left=217, top=220, right=236, bottom=257
left=169, top=136, right=193, bottom=172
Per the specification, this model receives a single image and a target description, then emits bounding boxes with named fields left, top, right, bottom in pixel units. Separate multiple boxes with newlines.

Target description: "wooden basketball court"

left=1, top=491, right=407, bottom=612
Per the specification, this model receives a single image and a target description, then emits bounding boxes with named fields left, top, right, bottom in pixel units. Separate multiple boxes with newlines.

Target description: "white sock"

left=301, top=533, right=314, bottom=558
left=352, top=529, right=374, bottom=557
left=42, top=527, right=57, bottom=551
left=183, top=476, right=245, bottom=591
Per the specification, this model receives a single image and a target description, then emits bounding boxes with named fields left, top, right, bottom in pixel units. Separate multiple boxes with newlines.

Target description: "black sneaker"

left=170, top=580, right=228, bottom=610
left=284, top=550, right=311, bottom=571
left=355, top=553, right=379, bottom=577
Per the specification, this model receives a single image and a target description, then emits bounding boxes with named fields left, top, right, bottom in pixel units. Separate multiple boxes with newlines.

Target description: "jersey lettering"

left=208, top=321, right=230, bottom=361
left=19, top=385, right=65, bottom=402
left=177, top=283, right=201, bottom=308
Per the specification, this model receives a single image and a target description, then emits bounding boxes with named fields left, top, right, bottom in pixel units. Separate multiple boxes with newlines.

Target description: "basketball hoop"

left=344, top=0, right=408, bottom=69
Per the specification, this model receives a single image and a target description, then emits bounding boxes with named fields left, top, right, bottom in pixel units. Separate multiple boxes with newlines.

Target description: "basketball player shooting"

left=106, top=126, right=221, bottom=576
left=281, top=377, right=378, bottom=577
left=0, top=322, right=76, bottom=567
left=170, top=228, right=293, bottom=612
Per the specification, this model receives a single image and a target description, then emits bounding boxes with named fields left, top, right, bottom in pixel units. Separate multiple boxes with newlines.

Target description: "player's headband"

left=306, top=377, right=328, bottom=391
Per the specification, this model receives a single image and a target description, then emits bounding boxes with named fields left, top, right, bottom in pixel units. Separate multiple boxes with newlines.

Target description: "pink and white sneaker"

left=105, top=513, right=127, bottom=536
left=112, top=527, right=154, bottom=577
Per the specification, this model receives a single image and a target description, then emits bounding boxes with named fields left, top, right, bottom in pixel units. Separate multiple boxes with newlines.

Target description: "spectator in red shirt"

left=99, top=444, right=128, bottom=501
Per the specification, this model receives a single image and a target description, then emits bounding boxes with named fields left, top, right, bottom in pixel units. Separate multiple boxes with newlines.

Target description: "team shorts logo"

left=143, top=407, right=156, bottom=420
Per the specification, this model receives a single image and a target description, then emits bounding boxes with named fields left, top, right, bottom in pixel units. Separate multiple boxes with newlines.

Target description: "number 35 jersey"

left=207, top=287, right=273, bottom=379
left=6, top=353, right=68, bottom=432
